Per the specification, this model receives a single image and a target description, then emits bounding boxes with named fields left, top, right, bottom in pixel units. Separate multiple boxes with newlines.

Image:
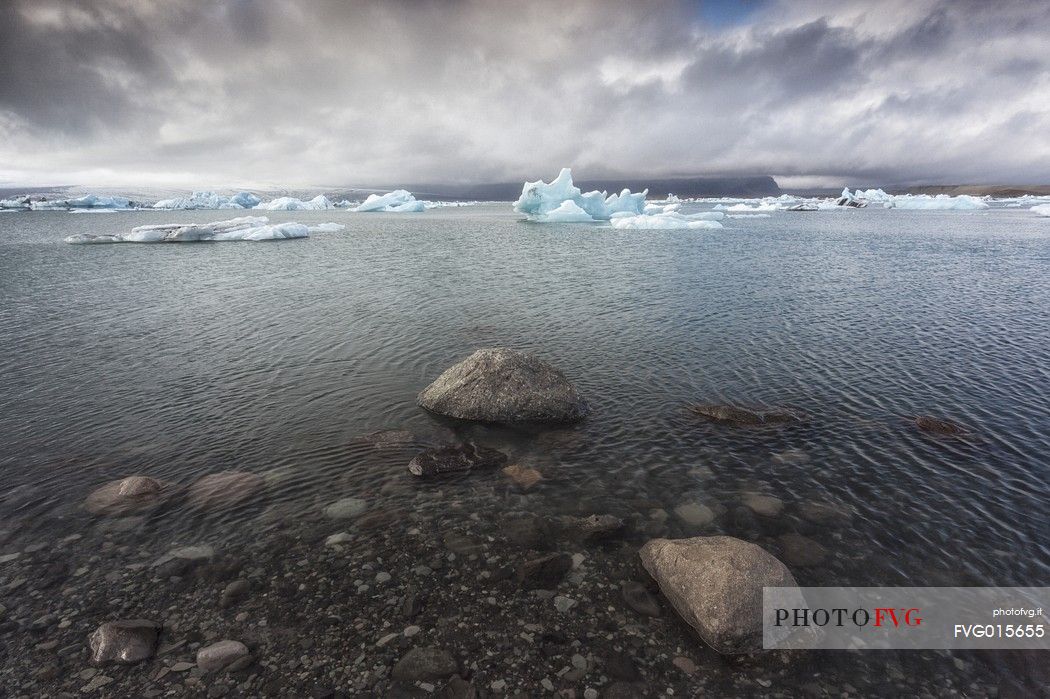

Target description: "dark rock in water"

left=688, top=404, right=802, bottom=427
left=501, top=515, right=554, bottom=550
left=915, top=415, right=971, bottom=437
left=220, top=579, right=250, bottom=608
left=83, top=476, right=172, bottom=516
left=565, top=514, right=626, bottom=542
left=408, top=444, right=508, bottom=477
left=604, top=651, right=643, bottom=682
left=517, top=552, right=573, bottom=590
left=196, top=639, right=250, bottom=673
left=390, top=646, right=458, bottom=682
left=639, top=536, right=797, bottom=654
left=353, top=429, right=420, bottom=449
left=605, top=681, right=646, bottom=699
left=778, top=533, right=828, bottom=567
left=188, top=471, right=264, bottom=509
left=417, top=348, right=589, bottom=424
left=621, top=581, right=661, bottom=617
left=88, top=620, right=161, bottom=666
left=798, top=501, right=853, bottom=527
left=441, top=677, right=479, bottom=698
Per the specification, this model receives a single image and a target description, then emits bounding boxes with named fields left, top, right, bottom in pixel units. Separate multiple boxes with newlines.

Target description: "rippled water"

left=1, top=205, right=1048, bottom=688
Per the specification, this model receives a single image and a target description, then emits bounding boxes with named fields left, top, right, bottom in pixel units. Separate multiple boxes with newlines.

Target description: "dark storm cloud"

left=1, top=0, right=1048, bottom=187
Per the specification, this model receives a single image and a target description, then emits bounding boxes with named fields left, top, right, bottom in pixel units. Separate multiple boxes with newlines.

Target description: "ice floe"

left=1031, top=204, right=1050, bottom=217
left=610, top=211, right=724, bottom=230
left=64, top=216, right=343, bottom=244
left=352, top=190, right=426, bottom=212
left=153, top=191, right=261, bottom=210
left=31, top=194, right=134, bottom=210
left=255, top=195, right=334, bottom=211
left=840, top=188, right=989, bottom=210
left=514, top=168, right=647, bottom=222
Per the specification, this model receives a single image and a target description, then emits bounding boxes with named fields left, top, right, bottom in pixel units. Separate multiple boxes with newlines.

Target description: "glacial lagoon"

left=1, top=204, right=1048, bottom=695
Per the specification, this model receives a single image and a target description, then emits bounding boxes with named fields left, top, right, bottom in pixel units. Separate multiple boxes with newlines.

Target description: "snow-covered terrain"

left=153, top=191, right=261, bottom=210
left=514, top=168, right=647, bottom=222
left=352, top=190, right=426, bottom=212
left=64, top=216, right=343, bottom=244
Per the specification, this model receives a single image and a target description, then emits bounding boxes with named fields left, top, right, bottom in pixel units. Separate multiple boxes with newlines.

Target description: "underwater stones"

left=196, top=639, right=250, bottom=673
left=323, top=497, right=368, bottom=519
left=418, top=348, right=589, bottom=424
left=408, top=443, right=508, bottom=477
left=777, top=533, right=828, bottom=567
left=639, top=536, right=797, bottom=654
left=88, top=620, right=161, bottom=666
left=621, top=581, right=661, bottom=617
left=674, top=502, right=716, bottom=528
left=391, top=646, right=458, bottom=683
left=187, top=471, right=264, bottom=509
left=502, top=463, right=543, bottom=489
left=565, top=514, right=626, bottom=542
left=517, top=552, right=573, bottom=590
left=688, top=404, right=802, bottom=427
left=83, top=476, right=169, bottom=516
left=798, top=501, right=853, bottom=527
left=741, top=494, right=784, bottom=518
left=914, top=415, right=972, bottom=437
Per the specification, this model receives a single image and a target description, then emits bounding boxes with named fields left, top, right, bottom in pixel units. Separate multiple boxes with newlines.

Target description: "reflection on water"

left=0, top=205, right=1047, bottom=693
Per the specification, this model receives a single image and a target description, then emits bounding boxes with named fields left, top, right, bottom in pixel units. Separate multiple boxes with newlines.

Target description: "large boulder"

left=639, top=536, right=797, bottom=654
left=88, top=619, right=161, bottom=666
left=417, top=348, right=588, bottom=424
left=84, top=476, right=172, bottom=516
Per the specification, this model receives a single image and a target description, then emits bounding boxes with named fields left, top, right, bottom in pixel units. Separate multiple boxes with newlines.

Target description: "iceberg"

left=0, top=196, right=31, bottom=210
left=610, top=211, right=724, bottom=230
left=540, top=200, right=594, bottom=223
left=714, top=202, right=779, bottom=212
left=1031, top=204, right=1050, bottom=217
left=842, top=188, right=989, bottom=210
left=64, top=216, right=342, bottom=244
left=836, top=188, right=868, bottom=208
left=255, top=195, right=334, bottom=211
left=513, top=168, right=647, bottom=222
left=153, top=191, right=261, bottom=210
left=31, top=194, right=134, bottom=210
left=352, top=190, right=426, bottom=212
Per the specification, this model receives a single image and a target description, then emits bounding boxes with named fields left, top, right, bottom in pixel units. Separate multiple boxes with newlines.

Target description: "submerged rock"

left=565, top=514, right=626, bottom=542
left=197, top=639, right=250, bottom=673
left=674, top=502, right=716, bottom=527
left=517, top=552, right=573, bottom=590
left=639, top=536, right=797, bottom=654
left=502, top=463, right=543, bottom=489
left=798, top=501, right=853, bottom=527
left=323, top=497, right=368, bottom=519
left=689, top=404, right=802, bottom=427
left=391, top=646, right=458, bottom=682
left=915, top=415, right=972, bottom=437
left=83, top=476, right=171, bottom=516
left=742, top=494, right=784, bottom=518
left=188, top=471, right=264, bottom=508
left=621, top=581, right=661, bottom=617
left=778, top=532, right=828, bottom=567
left=408, top=443, right=508, bottom=477
left=418, top=348, right=589, bottom=423
left=88, top=620, right=161, bottom=666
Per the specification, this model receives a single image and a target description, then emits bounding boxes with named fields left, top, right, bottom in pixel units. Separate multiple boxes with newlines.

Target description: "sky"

left=1, top=0, right=1049, bottom=189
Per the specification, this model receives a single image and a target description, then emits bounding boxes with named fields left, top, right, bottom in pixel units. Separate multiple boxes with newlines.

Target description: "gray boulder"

left=196, top=639, right=251, bottom=673
left=88, top=619, right=161, bottom=666
left=639, top=536, right=797, bottom=654
left=418, top=348, right=588, bottom=424
left=83, top=476, right=171, bottom=516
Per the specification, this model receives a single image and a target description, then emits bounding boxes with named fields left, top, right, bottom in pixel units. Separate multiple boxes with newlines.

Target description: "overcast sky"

left=2, top=0, right=1048, bottom=189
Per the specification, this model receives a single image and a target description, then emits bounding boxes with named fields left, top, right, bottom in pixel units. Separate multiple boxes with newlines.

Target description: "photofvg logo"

left=763, top=587, right=1049, bottom=650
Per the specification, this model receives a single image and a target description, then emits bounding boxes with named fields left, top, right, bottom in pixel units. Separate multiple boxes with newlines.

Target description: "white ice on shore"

left=514, top=168, right=647, bottom=222
left=1031, top=204, right=1050, bottom=217
left=153, top=191, right=261, bottom=210
left=31, top=194, right=133, bottom=210
left=64, top=216, right=343, bottom=244
left=352, top=190, right=426, bottom=212
left=255, top=195, right=334, bottom=211
left=610, top=211, right=724, bottom=230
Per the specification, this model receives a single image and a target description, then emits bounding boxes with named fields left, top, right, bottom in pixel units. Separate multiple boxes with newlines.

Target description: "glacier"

left=255, top=195, right=334, bottom=211
left=64, top=216, right=344, bottom=244
left=513, top=168, right=647, bottom=222
left=352, top=190, right=426, bottom=213
left=1031, top=204, right=1050, bottom=217
left=153, top=191, right=261, bottom=210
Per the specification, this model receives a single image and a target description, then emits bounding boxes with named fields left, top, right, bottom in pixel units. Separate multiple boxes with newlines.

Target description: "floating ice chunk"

left=1031, top=204, right=1050, bottom=217
left=836, top=188, right=868, bottom=208
left=728, top=213, right=772, bottom=218
left=32, top=194, right=133, bottom=210
left=714, top=202, right=779, bottom=212
left=0, top=196, right=31, bottom=210
left=352, top=190, right=425, bottom=212
left=541, top=200, right=594, bottom=223
left=843, top=188, right=989, bottom=210
left=63, top=215, right=339, bottom=244
left=255, top=195, right=333, bottom=211
left=513, top=168, right=646, bottom=222
left=153, top=191, right=261, bottom=210
left=610, top=211, right=723, bottom=230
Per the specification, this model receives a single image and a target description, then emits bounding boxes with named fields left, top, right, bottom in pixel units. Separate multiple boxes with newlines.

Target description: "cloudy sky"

left=2, top=0, right=1048, bottom=189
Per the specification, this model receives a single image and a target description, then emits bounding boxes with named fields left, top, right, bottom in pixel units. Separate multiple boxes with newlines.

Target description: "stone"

left=798, top=501, right=852, bottom=526
left=353, top=429, right=422, bottom=450
left=187, top=471, right=263, bottom=509
left=915, top=415, right=971, bottom=437
left=517, top=552, right=573, bottom=590
left=152, top=545, right=214, bottom=577
left=409, top=444, right=508, bottom=477
left=672, top=656, right=697, bottom=674
left=417, top=348, right=589, bottom=424
left=605, top=682, right=644, bottom=699
left=673, top=502, right=716, bottom=527
left=325, top=532, right=352, bottom=546
left=621, top=581, right=661, bottom=617
left=196, top=639, right=250, bottom=673
left=639, top=536, right=798, bottom=654
left=442, top=677, right=479, bottom=698
left=323, top=498, right=368, bottom=519
left=502, top=463, right=543, bottom=489
left=501, top=515, right=552, bottom=550
left=88, top=619, right=161, bottom=666
left=84, top=476, right=170, bottom=516
left=742, top=494, right=784, bottom=518
left=566, top=514, right=625, bottom=542
left=220, top=579, right=250, bottom=608
left=777, top=533, right=828, bottom=567
left=390, top=646, right=458, bottom=682
left=688, top=404, right=802, bottom=426
left=553, top=595, right=576, bottom=613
